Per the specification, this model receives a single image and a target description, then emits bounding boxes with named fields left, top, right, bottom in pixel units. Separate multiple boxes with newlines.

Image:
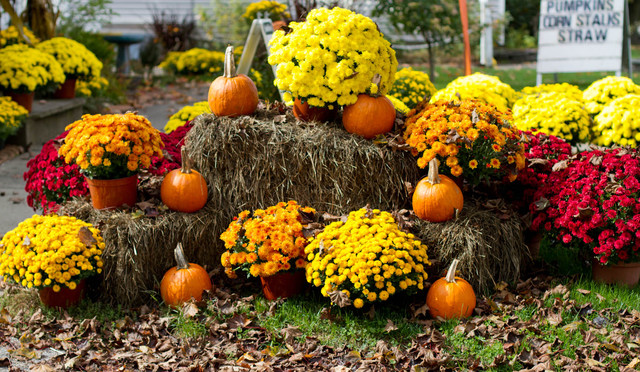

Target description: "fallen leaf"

left=78, top=226, right=98, bottom=247
left=552, top=160, right=569, bottom=172
left=181, top=302, right=199, bottom=318
left=227, top=314, right=251, bottom=331
left=281, top=326, right=303, bottom=346
left=30, top=365, right=56, bottom=372
left=328, top=290, right=351, bottom=308
left=384, top=319, right=398, bottom=333
left=626, top=357, right=640, bottom=370
left=23, top=236, right=31, bottom=246
left=577, top=289, right=591, bottom=295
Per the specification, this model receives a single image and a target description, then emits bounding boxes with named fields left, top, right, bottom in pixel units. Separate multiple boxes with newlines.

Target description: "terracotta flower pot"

left=293, top=99, right=336, bottom=122
left=85, top=174, right=138, bottom=210
left=592, top=260, right=640, bottom=287
left=38, top=279, right=86, bottom=309
left=260, top=270, right=306, bottom=300
left=53, top=78, right=77, bottom=99
left=5, top=91, right=34, bottom=112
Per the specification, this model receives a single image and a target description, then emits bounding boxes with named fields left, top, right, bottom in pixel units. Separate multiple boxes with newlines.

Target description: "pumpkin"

left=160, top=242, right=213, bottom=307
left=412, top=158, right=463, bottom=222
left=342, top=74, right=396, bottom=139
left=208, top=45, right=259, bottom=117
left=426, top=259, right=476, bottom=319
left=161, top=147, right=208, bottom=213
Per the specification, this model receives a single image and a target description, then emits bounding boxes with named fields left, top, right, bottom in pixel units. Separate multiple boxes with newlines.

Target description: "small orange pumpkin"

left=426, top=259, right=476, bottom=319
left=161, top=147, right=208, bottom=213
left=208, top=45, right=259, bottom=117
left=412, top=158, right=463, bottom=222
left=342, top=74, right=396, bottom=139
left=160, top=243, right=213, bottom=307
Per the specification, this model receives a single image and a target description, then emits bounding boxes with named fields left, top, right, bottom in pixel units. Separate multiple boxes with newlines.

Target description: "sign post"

left=536, top=0, right=632, bottom=85
left=479, top=0, right=495, bottom=67
left=459, top=0, right=472, bottom=75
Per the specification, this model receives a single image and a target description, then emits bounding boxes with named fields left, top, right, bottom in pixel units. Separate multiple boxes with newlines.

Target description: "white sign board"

left=537, top=0, right=626, bottom=83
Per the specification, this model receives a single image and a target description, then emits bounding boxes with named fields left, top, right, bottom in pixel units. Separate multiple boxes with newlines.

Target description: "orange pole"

left=459, top=0, right=472, bottom=75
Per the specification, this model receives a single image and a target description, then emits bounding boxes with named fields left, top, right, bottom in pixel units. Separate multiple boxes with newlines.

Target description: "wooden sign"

left=536, top=0, right=631, bottom=84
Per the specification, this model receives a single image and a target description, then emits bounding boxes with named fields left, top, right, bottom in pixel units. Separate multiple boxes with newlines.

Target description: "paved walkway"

left=0, top=82, right=209, bottom=236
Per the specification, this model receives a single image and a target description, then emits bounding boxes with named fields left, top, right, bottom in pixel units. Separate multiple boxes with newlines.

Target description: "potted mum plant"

left=0, top=96, right=28, bottom=148
left=36, top=37, right=103, bottom=99
left=0, top=44, right=65, bottom=112
left=532, top=147, right=640, bottom=286
left=220, top=201, right=316, bottom=300
left=58, top=113, right=164, bottom=210
left=0, top=215, right=105, bottom=308
left=403, top=99, right=526, bottom=187
left=268, top=7, right=397, bottom=121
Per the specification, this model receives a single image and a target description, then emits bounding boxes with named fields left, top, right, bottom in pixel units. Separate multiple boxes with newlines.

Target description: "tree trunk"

left=427, top=40, right=435, bottom=82
left=25, top=0, right=58, bottom=41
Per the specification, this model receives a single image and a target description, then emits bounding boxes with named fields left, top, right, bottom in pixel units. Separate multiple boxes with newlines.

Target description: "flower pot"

left=260, top=270, right=306, bottom=300
left=53, top=78, right=77, bottom=99
left=592, top=260, right=640, bottom=287
left=5, top=91, right=34, bottom=113
left=85, top=174, right=138, bottom=210
left=293, top=99, right=336, bottom=122
left=38, top=279, right=86, bottom=309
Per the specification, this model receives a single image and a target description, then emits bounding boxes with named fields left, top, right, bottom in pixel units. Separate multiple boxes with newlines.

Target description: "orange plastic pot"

left=53, top=78, right=77, bottom=99
left=85, top=174, right=138, bottom=210
left=5, top=91, right=34, bottom=112
left=38, top=279, right=86, bottom=309
left=292, top=99, right=336, bottom=122
left=260, top=270, right=306, bottom=300
left=592, top=260, right=640, bottom=287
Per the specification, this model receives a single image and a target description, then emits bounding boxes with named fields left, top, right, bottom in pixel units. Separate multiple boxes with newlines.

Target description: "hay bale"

left=58, top=199, right=229, bottom=306
left=59, top=109, right=421, bottom=306
left=413, top=199, right=530, bottom=293
left=186, top=109, right=420, bottom=214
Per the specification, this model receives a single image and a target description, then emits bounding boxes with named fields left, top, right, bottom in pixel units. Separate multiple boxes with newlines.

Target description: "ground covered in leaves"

left=0, top=275, right=639, bottom=371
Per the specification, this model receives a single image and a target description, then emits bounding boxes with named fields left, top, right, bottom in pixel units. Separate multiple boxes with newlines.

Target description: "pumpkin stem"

left=223, top=45, right=237, bottom=78
left=427, top=158, right=441, bottom=185
left=445, top=259, right=459, bottom=283
left=371, top=73, right=382, bottom=97
left=174, top=242, right=190, bottom=270
left=180, top=147, right=192, bottom=174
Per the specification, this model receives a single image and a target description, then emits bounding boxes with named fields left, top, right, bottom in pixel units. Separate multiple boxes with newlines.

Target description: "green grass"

left=568, top=277, right=640, bottom=313
left=427, top=65, right=640, bottom=91
left=254, top=291, right=424, bottom=351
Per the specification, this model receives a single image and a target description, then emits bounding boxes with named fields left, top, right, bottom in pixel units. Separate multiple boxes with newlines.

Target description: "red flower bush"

left=149, top=122, right=194, bottom=176
left=24, top=131, right=88, bottom=214
left=517, top=131, right=572, bottom=203
left=531, top=147, right=640, bottom=265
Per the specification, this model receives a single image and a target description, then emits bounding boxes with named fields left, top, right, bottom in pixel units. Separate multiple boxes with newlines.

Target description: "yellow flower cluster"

left=386, top=95, right=410, bottom=115
left=35, top=37, right=102, bottom=81
left=243, top=1, right=290, bottom=21
left=593, top=94, right=640, bottom=147
left=0, top=215, right=104, bottom=291
left=58, top=113, right=164, bottom=179
left=268, top=7, right=397, bottom=107
left=431, top=73, right=517, bottom=112
left=174, top=48, right=225, bottom=76
left=158, top=51, right=183, bottom=73
left=221, top=201, right=316, bottom=278
left=583, top=76, right=640, bottom=116
left=404, top=99, right=525, bottom=186
left=0, top=44, right=65, bottom=93
left=513, top=92, right=591, bottom=144
left=0, top=96, right=29, bottom=141
left=520, top=83, right=583, bottom=102
left=75, top=76, right=109, bottom=97
left=304, top=208, right=430, bottom=308
left=165, top=101, right=211, bottom=133
left=0, top=26, right=40, bottom=47
left=388, top=67, right=437, bottom=109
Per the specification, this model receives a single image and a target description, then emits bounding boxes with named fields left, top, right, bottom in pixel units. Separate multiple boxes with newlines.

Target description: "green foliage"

left=254, top=291, right=424, bottom=350
left=372, top=0, right=467, bottom=78
left=198, top=0, right=251, bottom=48
left=439, top=318, right=506, bottom=367
left=538, top=234, right=591, bottom=277
left=505, top=0, right=539, bottom=38
left=167, top=307, right=208, bottom=339
left=57, top=0, right=117, bottom=34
